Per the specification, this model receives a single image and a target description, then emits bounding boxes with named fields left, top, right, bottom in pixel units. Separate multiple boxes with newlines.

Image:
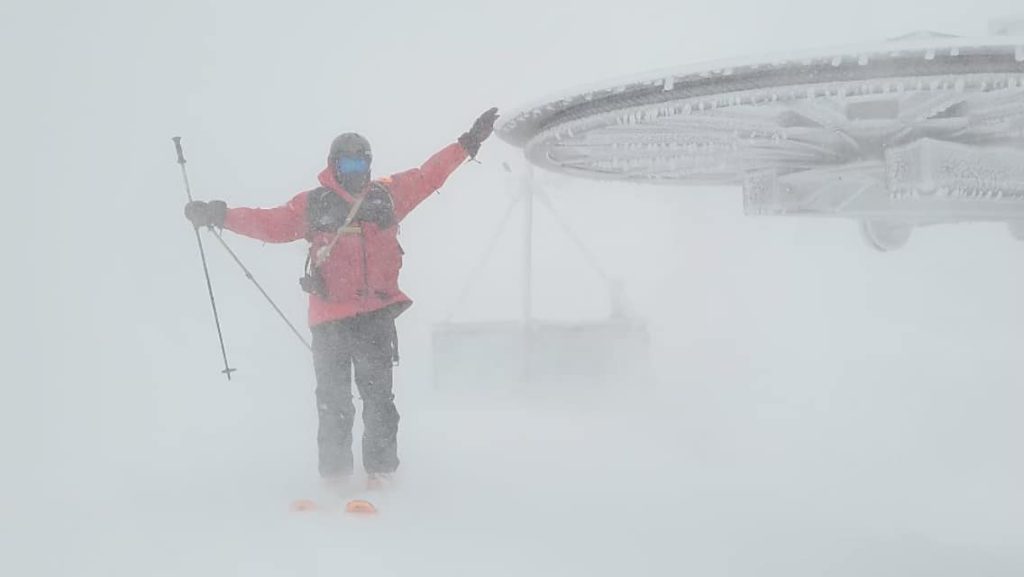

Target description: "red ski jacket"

left=223, top=142, right=468, bottom=327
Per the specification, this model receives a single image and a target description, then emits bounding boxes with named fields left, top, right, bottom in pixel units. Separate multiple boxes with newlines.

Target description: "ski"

left=289, top=496, right=379, bottom=515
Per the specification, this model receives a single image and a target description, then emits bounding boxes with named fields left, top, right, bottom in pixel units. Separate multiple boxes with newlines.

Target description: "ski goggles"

left=336, top=156, right=370, bottom=174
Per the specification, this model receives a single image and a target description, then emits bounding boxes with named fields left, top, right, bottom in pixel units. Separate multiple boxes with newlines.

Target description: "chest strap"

left=313, top=193, right=367, bottom=267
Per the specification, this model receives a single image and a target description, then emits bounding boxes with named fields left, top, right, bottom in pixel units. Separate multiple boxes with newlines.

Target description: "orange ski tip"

left=345, top=499, right=378, bottom=515
left=290, top=499, right=318, bottom=512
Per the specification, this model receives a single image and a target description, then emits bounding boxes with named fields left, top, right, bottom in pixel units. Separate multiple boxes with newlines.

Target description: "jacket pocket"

left=366, top=233, right=402, bottom=296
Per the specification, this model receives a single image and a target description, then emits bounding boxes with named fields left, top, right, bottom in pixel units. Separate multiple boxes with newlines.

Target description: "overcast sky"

left=2, top=3, right=1023, bottom=573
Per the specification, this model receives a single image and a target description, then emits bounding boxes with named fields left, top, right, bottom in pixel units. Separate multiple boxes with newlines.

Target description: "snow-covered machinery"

left=497, top=24, right=1024, bottom=250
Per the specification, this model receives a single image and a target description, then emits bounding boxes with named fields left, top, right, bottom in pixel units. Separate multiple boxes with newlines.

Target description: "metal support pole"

left=521, top=164, right=535, bottom=382
left=522, top=164, right=534, bottom=325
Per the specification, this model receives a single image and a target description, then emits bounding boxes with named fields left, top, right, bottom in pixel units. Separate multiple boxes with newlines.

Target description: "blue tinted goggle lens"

left=336, top=156, right=370, bottom=174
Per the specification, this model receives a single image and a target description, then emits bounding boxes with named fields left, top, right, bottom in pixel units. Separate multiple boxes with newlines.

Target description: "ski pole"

left=173, top=137, right=237, bottom=380
left=173, top=138, right=312, bottom=353
left=205, top=229, right=312, bottom=351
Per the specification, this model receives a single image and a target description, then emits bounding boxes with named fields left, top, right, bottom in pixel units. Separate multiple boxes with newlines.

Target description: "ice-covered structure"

left=498, top=24, right=1024, bottom=250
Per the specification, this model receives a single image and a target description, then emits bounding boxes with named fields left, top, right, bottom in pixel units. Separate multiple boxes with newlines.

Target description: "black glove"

left=184, top=200, right=227, bottom=228
left=458, top=107, right=499, bottom=159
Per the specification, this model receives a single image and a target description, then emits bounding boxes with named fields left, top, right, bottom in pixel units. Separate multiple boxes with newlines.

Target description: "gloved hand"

left=184, top=200, right=227, bottom=228
left=458, top=107, right=499, bottom=159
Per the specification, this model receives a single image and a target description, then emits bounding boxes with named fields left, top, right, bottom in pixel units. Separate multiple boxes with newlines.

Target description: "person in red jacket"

left=184, top=108, right=499, bottom=489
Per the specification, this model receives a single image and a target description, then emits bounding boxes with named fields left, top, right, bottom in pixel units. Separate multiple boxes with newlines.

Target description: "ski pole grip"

left=173, top=136, right=186, bottom=164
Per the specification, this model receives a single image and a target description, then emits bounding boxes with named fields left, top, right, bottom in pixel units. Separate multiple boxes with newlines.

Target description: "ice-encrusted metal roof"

left=497, top=34, right=1024, bottom=184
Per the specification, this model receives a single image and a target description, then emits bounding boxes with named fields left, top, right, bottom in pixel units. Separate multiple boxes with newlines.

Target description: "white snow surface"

left=3, top=1, right=1024, bottom=576
left=6, top=183, right=1024, bottom=575
left=9, top=355, right=1024, bottom=576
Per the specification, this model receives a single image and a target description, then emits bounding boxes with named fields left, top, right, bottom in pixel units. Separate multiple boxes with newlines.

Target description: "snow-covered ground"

left=4, top=1, right=1024, bottom=575
left=6, top=345, right=1023, bottom=576
left=7, top=194, right=1024, bottom=575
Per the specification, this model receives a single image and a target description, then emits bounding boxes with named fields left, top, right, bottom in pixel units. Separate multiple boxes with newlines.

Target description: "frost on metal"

left=497, top=32, right=1024, bottom=247
left=887, top=139, right=1024, bottom=203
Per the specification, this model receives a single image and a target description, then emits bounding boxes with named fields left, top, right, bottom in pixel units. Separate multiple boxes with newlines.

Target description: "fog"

left=2, top=0, right=1023, bottom=575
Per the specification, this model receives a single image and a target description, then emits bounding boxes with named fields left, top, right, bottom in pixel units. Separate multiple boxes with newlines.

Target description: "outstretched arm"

left=389, top=108, right=499, bottom=222
left=222, top=192, right=310, bottom=243
left=389, top=143, right=469, bottom=222
left=184, top=192, right=310, bottom=243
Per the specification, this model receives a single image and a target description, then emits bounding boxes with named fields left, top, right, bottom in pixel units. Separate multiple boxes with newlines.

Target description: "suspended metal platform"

left=497, top=25, right=1024, bottom=250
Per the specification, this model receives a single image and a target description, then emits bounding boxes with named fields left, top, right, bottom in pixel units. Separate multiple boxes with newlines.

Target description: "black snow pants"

left=311, top=309, right=400, bottom=478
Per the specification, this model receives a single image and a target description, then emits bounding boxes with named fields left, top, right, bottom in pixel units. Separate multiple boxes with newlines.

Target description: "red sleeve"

left=389, top=142, right=469, bottom=222
left=223, top=191, right=309, bottom=243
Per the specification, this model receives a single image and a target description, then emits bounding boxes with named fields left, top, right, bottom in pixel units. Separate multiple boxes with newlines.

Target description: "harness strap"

left=389, top=320, right=400, bottom=366
left=313, top=193, right=367, bottom=267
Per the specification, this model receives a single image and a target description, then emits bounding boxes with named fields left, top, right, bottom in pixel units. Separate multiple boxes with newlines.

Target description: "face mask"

left=339, top=172, right=370, bottom=193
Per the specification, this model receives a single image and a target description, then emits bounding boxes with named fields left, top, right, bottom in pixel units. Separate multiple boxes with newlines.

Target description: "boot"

left=366, top=472, right=394, bottom=491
